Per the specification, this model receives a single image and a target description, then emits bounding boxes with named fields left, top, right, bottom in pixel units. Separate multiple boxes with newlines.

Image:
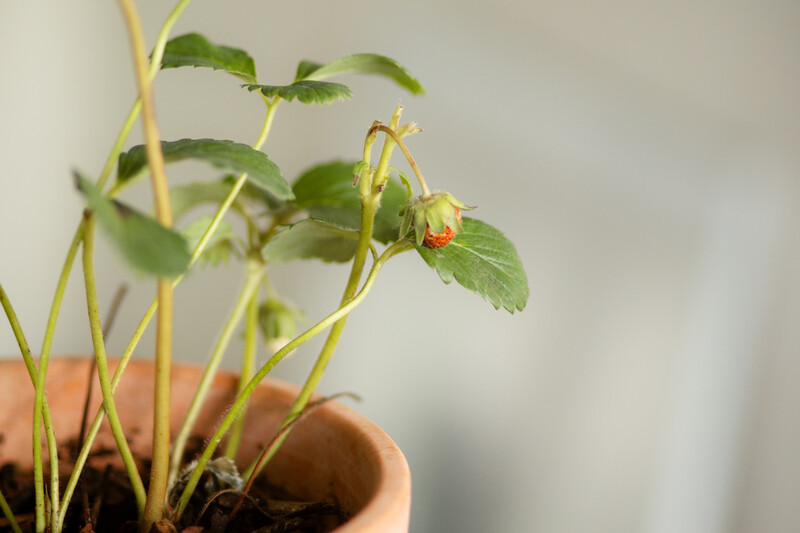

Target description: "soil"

left=0, top=439, right=346, bottom=533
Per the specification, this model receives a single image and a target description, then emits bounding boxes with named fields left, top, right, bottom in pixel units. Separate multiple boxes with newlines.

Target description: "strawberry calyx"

left=399, top=191, right=474, bottom=247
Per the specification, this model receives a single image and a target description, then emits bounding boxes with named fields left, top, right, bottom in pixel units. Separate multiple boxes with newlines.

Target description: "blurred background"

left=2, top=1, right=799, bottom=531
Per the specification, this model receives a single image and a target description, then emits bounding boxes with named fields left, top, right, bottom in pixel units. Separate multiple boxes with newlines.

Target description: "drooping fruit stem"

left=371, top=123, right=431, bottom=196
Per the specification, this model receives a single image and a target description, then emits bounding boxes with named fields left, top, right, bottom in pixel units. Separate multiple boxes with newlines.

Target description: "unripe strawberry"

left=258, top=298, right=304, bottom=357
left=423, top=207, right=461, bottom=248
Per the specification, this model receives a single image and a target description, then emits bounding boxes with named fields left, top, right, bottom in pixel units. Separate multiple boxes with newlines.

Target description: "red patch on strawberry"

left=423, top=207, right=461, bottom=248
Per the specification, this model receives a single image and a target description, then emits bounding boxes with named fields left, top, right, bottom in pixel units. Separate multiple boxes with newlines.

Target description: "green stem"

left=179, top=99, right=279, bottom=268
left=57, top=299, right=158, bottom=531
left=149, top=0, right=194, bottom=76
left=62, top=94, right=278, bottom=523
left=375, top=124, right=430, bottom=196
left=0, top=488, right=22, bottom=533
left=167, top=258, right=265, bottom=486
left=245, top=106, right=404, bottom=479
left=117, top=0, right=177, bottom=528
left=26, top=1, right=194, bottom=529
left=0, top=284, right=60, bottom=532
left=224, top=281, right=260, bottom=460
left=82, top=217, right=147, bottom=514
left=255, top=96, right=281, bottom=151
left=30, top=222, right=84, bottom=533
left=150, top=95, right=280, bottom=485
left=231, top=392, right=359, bottom=519
left=98, top=101, right=141, bottom=193
left=97, top=0, right=193, bottom=193
left=172, top=240, right=412, bottom=521
left=63, top=42, right=276, bottom=530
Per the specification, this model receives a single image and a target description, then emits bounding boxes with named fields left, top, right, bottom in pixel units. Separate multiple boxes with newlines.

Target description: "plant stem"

left=97, top=0, right=194, bottom=193
left=245, top=106, right=404, bottom=478
left=151, top=95, right=281, bottom=485
left=172, top=239, right=412, bottom=521
left=167, top=259, right=265, bottom=486
left=375, top=124, right=431, bottom=196
left=230, top=392, right=359, bottom=519
left=0, top=488, right=22, bottom=533
left=0, top=284, right=60, bottom=532
left=81, top=217, right=147, bottom=514
left=77, top=285, right=128, bottom=456
left=224, top=282, right=261, bottom=459
left=29, top=222, right=84, bottom=533
left=149, top=0, right=194, bottom=75
left=62, top=100, right=275, bottom=521
left=63, top=46, right=276, bottom=528
left=24, top=1, right=194, bottom=529
left=255, top=96, right=281, bottom=151
left=117, top=0, right=176, bottom=529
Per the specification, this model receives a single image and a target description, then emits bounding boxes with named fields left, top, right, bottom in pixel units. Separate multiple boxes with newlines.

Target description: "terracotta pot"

left=0, top=358, right=411, bottom=532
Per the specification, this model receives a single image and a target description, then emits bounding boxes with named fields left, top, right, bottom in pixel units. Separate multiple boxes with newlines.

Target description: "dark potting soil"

left=0, top=445, right=346, bottom=533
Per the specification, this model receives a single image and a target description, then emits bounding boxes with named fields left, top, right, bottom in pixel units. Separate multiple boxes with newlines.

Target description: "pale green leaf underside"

left=180, top=216, right=240, bottom=266
left=296, top=53, right=425, bottom=95
left=75, top=174, right=191, bottom=277
left=262, top=219, right=360, bottom=263
left=170, top=181, right=245, bottom=221
left=161, top=32, right=257, bottom=84
left=245, top=81, right=352, bottom=105
left=415, top=218, right=528, bottom=313
left=291, top=160, right=406, bottom=243
left=117, top=139, right=293, bottom=200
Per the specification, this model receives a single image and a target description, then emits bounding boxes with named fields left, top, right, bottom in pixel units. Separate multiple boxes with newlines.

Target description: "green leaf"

left=117, top=139, right=293, bottom=200
left=75, top=174, right=191, bottom=277
left=291, top=160, right=406, bottom=243
left=244, top=81, right=352, bottom=105
left=180, top=216, right=241, bottom=266
left=295, top=60, right=323, bottom=81
left=414, top=218, right=528, bottom=313
left=161, top=33, right=257, bottom=84
left=262, top=219, right=360, bottom=263
left=171, top=180, right=244, bottom=221
left=296, top=53, right=425, bottom=95
left=392, top=168, right=414, bottom=199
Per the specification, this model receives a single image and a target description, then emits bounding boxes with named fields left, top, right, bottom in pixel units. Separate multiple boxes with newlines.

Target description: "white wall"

left=1, top=1, right=799, bottom=532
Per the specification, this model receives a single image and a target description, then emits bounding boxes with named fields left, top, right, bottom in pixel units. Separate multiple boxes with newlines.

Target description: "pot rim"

left=0, top=356, right=411, bottom=533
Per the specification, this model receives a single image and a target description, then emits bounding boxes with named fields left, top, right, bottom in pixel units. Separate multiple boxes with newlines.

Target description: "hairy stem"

left=230, top=392, right=359, bottom=520
left=62, top=100, right=275, bottom=523
left=172, top=240, right=412, bottom=520
left=29, top=222, right=84, bottom=533
left=375, top=124, right=430, bottom=196
left=167, top=259, right=265, bottom=486
left=38, top=0, right=194, bottom=528
left=246, top=105, right=405, bottom=478
left=148, top=94, right=280, bottom=486
left=82, top=217, right=147, bottom=515
left=224, top=282, right=261, bottom=460
left=117, top=0, right=176, bottom=528
left=77, top=285, right=128, bottom=457
left=0, top=284, right=60, bottom=531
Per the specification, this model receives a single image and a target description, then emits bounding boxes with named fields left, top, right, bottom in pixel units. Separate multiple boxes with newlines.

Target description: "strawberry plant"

left=0, top=2, right=528, bottom=532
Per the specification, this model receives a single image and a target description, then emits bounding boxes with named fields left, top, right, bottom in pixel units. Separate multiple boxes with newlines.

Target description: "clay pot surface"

left=0, top=357, right=411, bottom=532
